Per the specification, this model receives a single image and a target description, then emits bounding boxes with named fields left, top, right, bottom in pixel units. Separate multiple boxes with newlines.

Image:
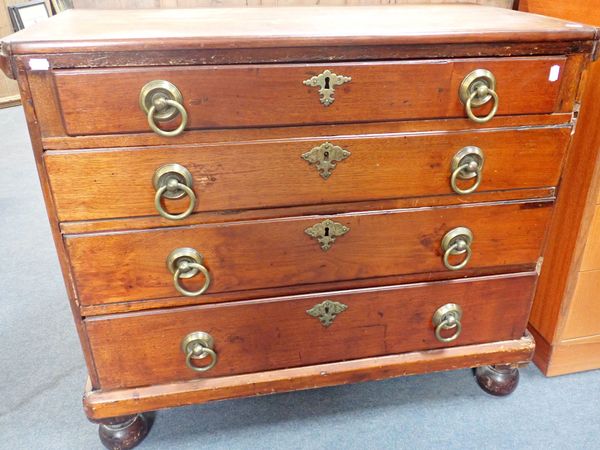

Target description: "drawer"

left=66, top=200, right=552, bottom=306
left=85, top=272, right=536, bottom=390
left=46, top=127, right=569, bottom=222
left=54, top=57, right=567, bottom=136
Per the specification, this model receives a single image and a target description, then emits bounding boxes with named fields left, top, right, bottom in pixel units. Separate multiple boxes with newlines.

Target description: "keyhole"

left=325, top=306, right=330, bottom=314
left=324, top=77, right=330, bottom=89
left=324, top=227, right=330, bottom=237
left=323, top=151, right=329, bottom=161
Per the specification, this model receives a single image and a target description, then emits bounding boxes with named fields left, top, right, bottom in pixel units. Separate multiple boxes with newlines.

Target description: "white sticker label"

left=549, top=65, right=561, bottom=82
left=29, top=58, right=49, bottom=71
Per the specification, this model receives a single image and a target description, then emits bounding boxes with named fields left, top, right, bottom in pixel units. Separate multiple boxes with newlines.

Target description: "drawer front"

left=47, top=127, right=568, bottom=222
left=86, top=272, right=536, bottom=390
left=54, top=57, right=566, bottom=136
left=66, top=201, right=552, bottom=306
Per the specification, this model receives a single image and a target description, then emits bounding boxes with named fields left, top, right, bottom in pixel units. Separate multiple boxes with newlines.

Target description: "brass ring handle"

left=174, top=261, right=211, bottom=297
left=154, top=180, right=197, bottom=220
left=465, top=87, right=499, bottom=124
left=181, top=331, right=218, bottom=372
left=185, top=345, right=218, bottom=372
left=443, top=241, right=472, bottom=271
left=435, top=315, right=463, bottom=343
left=451, top=163, right=482, bottom=195
left=148, top=98, right=188, bottom=137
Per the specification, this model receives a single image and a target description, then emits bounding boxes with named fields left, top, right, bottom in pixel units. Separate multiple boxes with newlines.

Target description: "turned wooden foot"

left=95, top=413, right=151, bottom=450
left=475, top=364, right=520, bottom=397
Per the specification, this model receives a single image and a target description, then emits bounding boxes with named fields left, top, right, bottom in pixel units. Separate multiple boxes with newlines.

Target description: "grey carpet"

left=1, top=105, right=599, bottom=450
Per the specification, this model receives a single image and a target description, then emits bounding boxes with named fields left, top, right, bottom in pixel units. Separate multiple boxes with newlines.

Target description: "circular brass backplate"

left=181, top=331, right=214, bottom=356
left=139, top=80, right=184, bottom=122
left=441, top=227, right=473, bottom=255
left=451, top=146, right=485, bottom=180
left=432, top=303, right=463, bottom=327
left=458, top=69, right=496, bottom=107
left=166, top=247, right=204, bottom=279
left=153, top=163, right=194, bottom=200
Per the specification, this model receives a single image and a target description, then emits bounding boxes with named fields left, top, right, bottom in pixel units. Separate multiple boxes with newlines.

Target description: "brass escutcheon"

left=305, top=219, right=350, bottom=251
left=302, top=142, right=351, bottom=179
left=181, top=331, right=218, bottom=372
left=303, top=69, right=351, bottom=106
left=432, top=303, right=463, bottom=343
left=306, top=300, right=348, bottom=327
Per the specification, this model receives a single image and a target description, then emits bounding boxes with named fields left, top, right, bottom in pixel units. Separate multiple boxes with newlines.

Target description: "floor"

left=1, top=105, right=599, bottom=450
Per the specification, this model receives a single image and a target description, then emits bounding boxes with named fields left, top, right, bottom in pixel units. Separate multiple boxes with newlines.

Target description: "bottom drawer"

left=86, top=272, right=536, bottom=390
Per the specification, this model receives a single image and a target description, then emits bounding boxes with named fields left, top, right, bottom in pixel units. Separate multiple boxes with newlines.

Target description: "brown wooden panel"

left=66, top=200, right=552, bottom=305
left=580, top=205, right=600, bottom=271
left=46, top=127, right=569, bottom=222
left=85, top=272, right=536, bottom=390
left=53, top=58, right=567, bottom=136
left=562, top=270, right=600, bottom=339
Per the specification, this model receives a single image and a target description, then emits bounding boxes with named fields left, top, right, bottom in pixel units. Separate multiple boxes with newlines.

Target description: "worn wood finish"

left=54, top=58, right=568, bottom=135
left=520, top=0, right=600, bottom=376
left=66, top=200, right=552, bottom=305
left=2, top=7, right=596, bottom=56
left=46, top=127, right=570, bottom=221
left=86, top=273, right=536, bottom=390
left=84, top=332, right=535, bottom=420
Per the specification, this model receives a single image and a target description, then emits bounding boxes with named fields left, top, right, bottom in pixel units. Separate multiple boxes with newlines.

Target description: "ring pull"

left=153, top=164, right=197, bottom=220
left=167, top=248, right=211, bottom=297
left=450, top=146, right=485, bottom=195
left=139, top=80, right=188, bottom=137
left=459, top=69, right=499, bottom=124
left=441, top=227, right=473, bottom=271
left=181, top=331, right=218, bottom=372
left=432, top=304, right=463, bottom=343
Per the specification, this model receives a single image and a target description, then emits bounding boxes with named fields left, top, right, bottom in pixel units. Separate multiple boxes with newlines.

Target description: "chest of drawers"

left=2, top=6, right=598, bottom=448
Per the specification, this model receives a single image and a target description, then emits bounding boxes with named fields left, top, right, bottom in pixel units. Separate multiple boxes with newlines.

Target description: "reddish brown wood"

left=93, top=414, right=150, bottom=450
left=2, top=7, right=597, bottom=56
left=53, top=58, right=567, bottom=135
left=83, top=332, right=536, bottom=420
left=45, top=127, right=569, bottom=222
left=474, top=364, right=520, bottom=396
left=66, top=200, right=552, bottom=306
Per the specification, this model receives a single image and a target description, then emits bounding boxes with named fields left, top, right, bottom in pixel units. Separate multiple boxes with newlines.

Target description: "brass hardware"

left=432, top=303, right=463, bottom=343
left=306, top=300, right=348, bottom=327
left=459, top=69, right=499, bottom=124
left=303, top=70, right=351, bottom=106
left=302, top=142, right=351, bottom=179
left=153, top=164, right=197, bottom=220
left=167, top=248, right=211, bottom=297
left=139, top=80, right=188, bottom=137
left=181, top=331, right=218, bottom=372
left=441, top=227, right=473, bottom=271
left=450, top=146, right=485, bottom=195
left=305, top=219, right=350, bottom=251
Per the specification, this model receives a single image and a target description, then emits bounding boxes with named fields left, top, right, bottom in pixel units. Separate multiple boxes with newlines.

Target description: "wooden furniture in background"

left=1, top=6, right=597, bottom=448
left=519, top=0, right=600, bottom=377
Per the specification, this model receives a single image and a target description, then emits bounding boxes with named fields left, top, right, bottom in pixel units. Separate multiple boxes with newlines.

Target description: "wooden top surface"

left=1, top=5, right=598, bottom=55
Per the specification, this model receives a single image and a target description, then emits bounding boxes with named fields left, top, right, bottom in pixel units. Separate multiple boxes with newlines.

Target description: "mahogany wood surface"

left=83, top=332, right=536, bottom=420
left=53, top=58, right=567, bottom=135
left=86, top=271, right=536, bottom=389
left=45, top=127, right=570, bottom=221
left=66, top=200, right=552, bottom=306
left=1, top=6, right=597, bottom=56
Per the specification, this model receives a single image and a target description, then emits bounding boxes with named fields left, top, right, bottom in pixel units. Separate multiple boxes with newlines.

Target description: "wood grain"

left=86, top=272, right=536, bottom=389
left=65, top=200, right=553, bottom=305
left=45, top=127, right=570, bottom=222
left=83, top=331, right=535, bottom=419
left=53, top=58, right=567, bottom=135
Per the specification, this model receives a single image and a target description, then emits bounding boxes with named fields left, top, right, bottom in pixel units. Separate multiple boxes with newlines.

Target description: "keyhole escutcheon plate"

left=306, top=300, right=348, bottom=327
left=303, top=70, right=351, bottom=106
left=304, top=219, right=350, bottom=251
left=302, top=142, right=351, bottom=179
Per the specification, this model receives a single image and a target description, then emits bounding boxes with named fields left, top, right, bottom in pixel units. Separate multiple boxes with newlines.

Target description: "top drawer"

left=54, top=57, right=568, bottom=136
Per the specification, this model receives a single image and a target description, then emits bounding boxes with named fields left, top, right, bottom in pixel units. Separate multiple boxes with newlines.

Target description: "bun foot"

left=96, top=413, right=151, bottom=450
left=475, top=364, right=520, bottom=397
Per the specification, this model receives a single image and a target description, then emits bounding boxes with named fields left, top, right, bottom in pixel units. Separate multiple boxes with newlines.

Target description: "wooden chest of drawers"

left=2, top=6, right=598, bottom=448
